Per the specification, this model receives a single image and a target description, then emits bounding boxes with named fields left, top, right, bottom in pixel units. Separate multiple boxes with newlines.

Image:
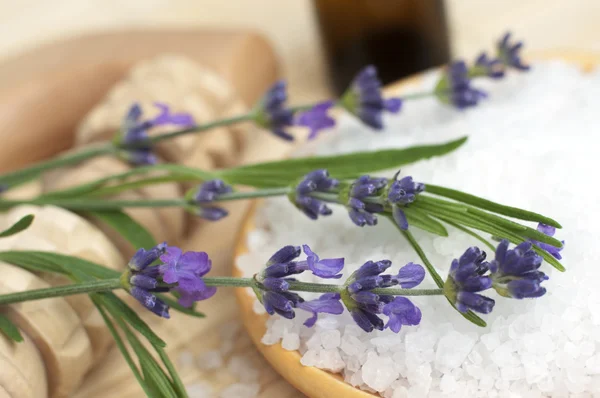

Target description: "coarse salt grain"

left=238, top=62, right=600, bottom=396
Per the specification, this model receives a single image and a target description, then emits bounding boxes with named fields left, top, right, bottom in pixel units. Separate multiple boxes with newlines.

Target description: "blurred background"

left=1, top=0, right=599, bottom=101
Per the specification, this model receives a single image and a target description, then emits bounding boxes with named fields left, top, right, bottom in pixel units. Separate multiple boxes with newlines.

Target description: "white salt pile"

left=236, top=61, right=600, bottom=397
left=181, top=320, right=261, bottom=398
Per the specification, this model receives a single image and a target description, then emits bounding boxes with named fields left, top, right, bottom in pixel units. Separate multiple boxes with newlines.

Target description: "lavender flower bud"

left=444, top=246, right=495, bottom=314
left=340, top=65, right=402, bottom=130
left=529, top=223, right=564, bottom=260
left=293, top=170, right=339, bottom=220
left=116, top=102, right=194, bottom=166
left=254, top=81, right=295, bottom=141
left=497, top=32, right=530, bottom=71
left=490, top=240, right=548, bottom=299
left=192, top=179, right=233, bottom=221
left=295, top=101, right=336, bottom=140
left=342, top=260, right=424, bottom=333
left=436, top=61, right=487, bottom=110
left=345, top=175, right=388, bottom=227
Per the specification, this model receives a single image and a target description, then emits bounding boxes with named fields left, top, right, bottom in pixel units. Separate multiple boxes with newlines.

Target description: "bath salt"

left=237, top=62, right=600, bottom=396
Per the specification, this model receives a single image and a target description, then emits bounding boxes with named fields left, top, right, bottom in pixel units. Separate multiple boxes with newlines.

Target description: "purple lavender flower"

left=529, top=223, right=564, bottom=260
left=383, top=297, right=422, bottom=333
left=437, top=61, right=487, bottom=110
left=346, top=175, right=387, bottom=227
left=497, top=32, right=530, bottom=71
left=128, top=242, right=167, bottom=271
left=122, top=243, right=216, bottom=318
left=474, top=52, right=505, bottom=79
left=262, top=245, right=344, bottom=281
left=387, top=174, right=425, bottom=230
left=297, top=293, right=344, bottom=327
left=295, top=101, right=336, bottom=140
left=118, top=102, right=195, bottom=166
left=340, top=65, right=402, bottom=130
left=444, top=246, right=495, bottom=314
left=258, top=245, right=345, bottom=321
left=192, top=179, right=233, bottom=221
left=159, top=246, right=216, bottom=306
left=254, top=81, right=295, bottom=141
left=490, top=240, right=548, bottom=299
left=342, top=260, right=425, bottom=333
left=293, top=169, right=339, bottom=220
left=124, top=242, right=171, bottom=318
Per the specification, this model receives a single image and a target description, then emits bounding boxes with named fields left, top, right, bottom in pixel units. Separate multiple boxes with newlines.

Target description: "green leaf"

left=88, top=210, right=156, bottom=249
left=417, top=203, right=566, bottom=272
left=156, top=346, right=188, bottom=397
left=0, top=215, right=34, bottom=238
left=40, top=164, right=215, bottom=200
left=125, top=331, right=176, bottom=398
left=425, top=184, right=562, bottom=228
left=0, top=250, right=120, bottom=280
left=99, top=292, right=167, bottom=348
left=0, top=314, right=23, bottom=342
left=403, top=207, right=448, bottom=236
left=218, top=137, right=468, bottom=187
left=157, top=294, right=205, bottom=318
left=92, top=297, right=153, bottom=397
left=438, top=219, right=496, bottom=251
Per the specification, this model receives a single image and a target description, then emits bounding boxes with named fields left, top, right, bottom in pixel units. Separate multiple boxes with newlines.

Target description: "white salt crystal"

left=439, top=374, right=457, bottom=393
left=219, top=383, right=260, bottom=398
left=281, top=332, right=300, bottom=351
left=186, top=382, right=213, bottom=398
left=341, top=334, right=364, bottom=356
left=585, top=354, right=600, bottom=374
left=391, top=385, right=409, bottom=398
left=197, top=350, right=223, bottom=370
left=521, top=332, right=553, bottom=355
left=480, top=332, right=502, bottom=351
left=300, top=349, right=320, bottom=367
left=320, top=329, right=341, bottom=350
left=501, top=366, right=523, bottom=381
left=362, top=354, right=399, bottom=392
left=318, top=349, right=345, bottom=372
left=435, top=330, right=475, bottom=371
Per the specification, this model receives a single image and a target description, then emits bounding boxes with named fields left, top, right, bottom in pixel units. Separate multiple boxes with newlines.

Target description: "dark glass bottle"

left=314, top=0, right=451, bottom=94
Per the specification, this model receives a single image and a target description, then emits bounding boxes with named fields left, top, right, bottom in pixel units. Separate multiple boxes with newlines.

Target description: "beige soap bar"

left=0, top=205, right=124, bottom=364
left=0, top=333, right=47, bottom=398
left=0, top=263, right=92, bottom=398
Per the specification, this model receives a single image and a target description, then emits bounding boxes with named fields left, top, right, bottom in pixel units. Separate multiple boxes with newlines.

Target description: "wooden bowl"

left=232, top=51, right=600, bottom=398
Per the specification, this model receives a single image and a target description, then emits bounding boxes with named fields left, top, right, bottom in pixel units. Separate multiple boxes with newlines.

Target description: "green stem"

left=400, top=91, right=437, bottom=100
left=216, top=187, right=291, bottom=202
left=308, top=191, right=341, bottom=203
left=0, top=279, right=121, bottom=305
left=287, top=281, right=341, bottom=293
left=0, top=198, right=187, bottom=211
left=0, top=144, right=114, bottom=188
left=203, top=277, right=254, bottom=288
left=1, top=187, right=291, bottom=211
left=147, top=114, right=254, bottom=144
